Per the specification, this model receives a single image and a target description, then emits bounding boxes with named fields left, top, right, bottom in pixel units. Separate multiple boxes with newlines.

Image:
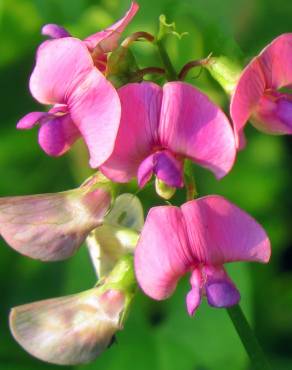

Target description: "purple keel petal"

left=41, top=24, right=71, bottom=39
left=159, top=82, right=236, bottom=179
left=181, top=195, right=271, bottom=266
left=101, top=82, right=162, bottom=181
left=134, top=206, right=191, bottom=300
left=84, top=2, right=139, bottom=52
left=38, top=113, right=80, bottom=156
left=203, top=266, right=240, bottom=308
left=30, top=38, right=93, bottom=105
left=68, top=68, right=121, bottom=168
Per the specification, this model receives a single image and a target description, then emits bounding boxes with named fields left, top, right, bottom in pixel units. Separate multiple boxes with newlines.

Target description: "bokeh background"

left=1, top=0, right=292, bottom=369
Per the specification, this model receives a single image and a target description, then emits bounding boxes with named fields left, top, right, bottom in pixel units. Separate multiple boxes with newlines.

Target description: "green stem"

left=156, top=39, right=177, bottom=81
left=227, top=305, right=272, bottom=370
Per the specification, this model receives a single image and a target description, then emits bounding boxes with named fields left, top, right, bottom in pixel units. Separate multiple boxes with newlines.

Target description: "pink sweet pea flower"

left=231, top=33, right=292, bottom=149
left=135, top=195, right=271, bottom=315
left=17, top=37, right=121, bottom=167
left=100, top=82, right=236, bottom=189
left=42, top=2, right=139, bottom=72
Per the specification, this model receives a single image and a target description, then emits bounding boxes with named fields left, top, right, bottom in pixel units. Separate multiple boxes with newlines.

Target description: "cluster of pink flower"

left=1, top=1, right=292, bottom=366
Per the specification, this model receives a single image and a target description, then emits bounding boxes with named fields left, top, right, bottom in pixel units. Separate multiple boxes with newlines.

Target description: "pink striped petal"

left=258, top=33, right=292, bottom=89
left=159, top=82, right=236, bottom=179
left=134, top=206, right=191, bottom=300
left=0, top=187, right=111, bottom=261
left=84, top=2, right=139, bottom=52
left=230, top=58, right=266, bottom=149
left=38, top=113, right=80, bottom=156
left=181, top=195, right=271, bottom=265
left=68, top=68, right=121, bottom=168
left=41, top=24, right=71, bottom=39
left=100, top=82, right=162, bottom=181
left=29, top=38, right=93, bottom=105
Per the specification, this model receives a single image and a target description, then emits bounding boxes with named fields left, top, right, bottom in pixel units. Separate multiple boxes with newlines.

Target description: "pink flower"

left=42, top=2, right=139, bottom=72
left=100, top=82, right=236, bottom=189
left=17, top=37, right=121, bottom=167
left=231, top=34, right=292, bottom=149
left=135, top=195, right=271, bottom=315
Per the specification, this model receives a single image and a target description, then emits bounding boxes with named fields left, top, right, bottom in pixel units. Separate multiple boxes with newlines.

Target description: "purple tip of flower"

left=41, top=24, right=71, bottom=39
left=205, top=280, right=240, bottom=308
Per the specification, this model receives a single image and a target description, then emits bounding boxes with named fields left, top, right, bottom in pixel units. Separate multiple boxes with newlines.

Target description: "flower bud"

left=155, top=177, right=176, bottom=200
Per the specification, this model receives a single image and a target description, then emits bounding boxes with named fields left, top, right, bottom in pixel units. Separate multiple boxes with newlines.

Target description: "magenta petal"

left=0, top=187, right=111, bottom=261
left=204, top=266, right=240, bottom=308
left=30, top=38, right=93, bottom=105
left=17, top=112, right=47, bottom=129
left=68, top=68, right=121, bottom=167
left=258, top=33, right=292, bottom=89
left=230, top=58, right=266, bottom=149
left=38, top=114, right=80, bottom=156
left=186, top=269, right=202, bottom=316
left=101, top=82, right=162, bottom=181
left=134, top=206, right=191, bottom=300
left=181, top=195, right=271, bottom=265
left=137, top=153, right=155, bottom=188
left=154, top=151, right=184, bottom=187
left=41, top=24, right=71, bottom=39
left=84, top=2, right=139, bottom=52
left=159, top=82, right=236, bottom=179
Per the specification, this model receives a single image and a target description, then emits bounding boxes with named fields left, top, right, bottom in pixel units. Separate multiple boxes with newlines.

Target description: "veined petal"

left=68, top=68, right=121, bottom=168
left=38, top=113, right=80, bottom=156
left=10, top=288, right=124, bottom=365
left=101, top=82, right=162, bottom=182
left=258, top=33, right=292, bottom=89
left=0, top=186, right=111, bottom=261
left=181, top=195, right=271, bottom=266
left=29, top=38, right=93, bottom=105
left=159, top=82, right=236, bottom=179
left=17, top=111, right=47, bottom=129
left=41, top=24, right=71, bottom=39
left=84, top=2, right=139, bottom=52
left=134, top=206, right=191, bottom=300
left=230, top=58, right=266, bottom=149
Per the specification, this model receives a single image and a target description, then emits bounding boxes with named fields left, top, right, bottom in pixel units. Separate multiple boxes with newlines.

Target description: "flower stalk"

left=227, top=304, right=272, bottom=370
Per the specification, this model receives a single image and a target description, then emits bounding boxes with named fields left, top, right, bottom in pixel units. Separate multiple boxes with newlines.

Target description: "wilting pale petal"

left=68, top=68, right=121, bottom=167
left=38, top=113, right=80, bottom=156
left=101, top=82, right=162, bottom=181
left=29, top=38, right=93, bottom=105
left=10, top=288, right=124, bottom=365
left=87, top=194, right=144, bottom=278
left=0, top=186, right=111, bottom=261
left=230, top=58, right=266, bottom=149
left=181, top=195, right=271, bottom=265
left=17, top=112, right=47, bottom=129
left=134, top=206, right=191, bottom=300
left=159, top=82, right=236, bottom=179
left=84, top=2, right=139, bottom=52
left=41, top=24, right=71, bottom=39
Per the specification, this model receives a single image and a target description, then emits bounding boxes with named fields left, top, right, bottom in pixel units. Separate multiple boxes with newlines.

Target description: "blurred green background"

left=1, top=0, right=292, bottom=369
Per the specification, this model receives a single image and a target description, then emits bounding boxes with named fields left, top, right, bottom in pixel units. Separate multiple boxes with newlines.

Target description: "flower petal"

left=230, top=58, right=266, bottom=149
left=0, top=186, right=111, bottom=261
left=258, top=33, right=292, bottom=89
left=101, top=82, right=162, bottom=182
left=134, top=206, right=191, bottom=300
left=68, top=68, right=121, bottom=167
left=29, top=38, right=93, bottom=105
left=181, top=195, right=271, bottom=266
left=38, top=113, right=80, bottom=156
left=159, top=82, right=236, bottom=179
left=10, top=288, right=124, bottom=365
left=84, top=2, right=139, bottom=52
left=17, top=111, right=47, bottom=129
left=41, top=24, right=71, bottom=39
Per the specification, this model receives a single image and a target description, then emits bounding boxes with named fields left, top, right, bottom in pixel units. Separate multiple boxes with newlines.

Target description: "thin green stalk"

left=156, top=39, right=177, bottom=81
left=227, top=305, right=272, bottom=370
